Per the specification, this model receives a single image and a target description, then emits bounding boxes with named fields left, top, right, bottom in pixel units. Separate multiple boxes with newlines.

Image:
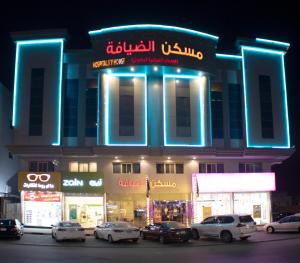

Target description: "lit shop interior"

left=192, top=173, right=275, bottom=224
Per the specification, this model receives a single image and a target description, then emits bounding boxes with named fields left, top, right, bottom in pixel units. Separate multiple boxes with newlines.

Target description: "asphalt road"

left=0, top=232, right=300, bottom=263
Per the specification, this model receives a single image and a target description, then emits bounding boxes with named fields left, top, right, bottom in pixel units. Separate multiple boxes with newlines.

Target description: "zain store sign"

left=61, top=173, right=104, bottom=193
left=18, top=172, right=61, bottom=192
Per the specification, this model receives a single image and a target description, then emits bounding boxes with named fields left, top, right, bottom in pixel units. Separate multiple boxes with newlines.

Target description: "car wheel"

left=108, top=235, right=114, bottom=243
left=51, top=232, right=55, bottom=239
left=132, top=238, right=139, bottom=243
left=94, top=231, right=99, bottom=239
left=267, top=226, right=275, bottom=234
left=16, top=236, right=21, bottom=240
left=221, top=231, right=233, bottom=243
left=240, top=236, right=249, bottom=241
left=159, top=235, right=166, bottom=244
left=192, top=229, right=199, bottom=240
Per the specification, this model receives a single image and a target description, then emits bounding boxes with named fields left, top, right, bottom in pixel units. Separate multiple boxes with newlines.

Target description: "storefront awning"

left=192, top=173, right=276, bottom=193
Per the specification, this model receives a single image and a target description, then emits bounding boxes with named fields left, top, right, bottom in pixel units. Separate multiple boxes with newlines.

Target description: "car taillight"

left=10, top=227, right=17, bottom=232
left=113, top=229, right=123, bottom=233
left=236, top=223, right=246, bottom=227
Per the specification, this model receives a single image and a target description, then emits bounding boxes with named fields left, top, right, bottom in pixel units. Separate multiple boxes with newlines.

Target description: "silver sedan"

left=264, top=214, right=300, bottom=233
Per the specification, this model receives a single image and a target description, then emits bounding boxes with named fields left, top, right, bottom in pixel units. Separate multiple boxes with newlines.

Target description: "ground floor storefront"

left=18, top=171, right=276, bottom=227
left=192, top=173, right=275, bottom=224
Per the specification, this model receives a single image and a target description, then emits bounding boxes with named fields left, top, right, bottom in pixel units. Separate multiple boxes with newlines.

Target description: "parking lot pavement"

left=1, top=231, right=300, bottom=248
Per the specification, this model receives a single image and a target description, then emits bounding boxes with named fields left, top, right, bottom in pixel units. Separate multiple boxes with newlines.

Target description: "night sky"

left=1, top=1, right=299, bottom=195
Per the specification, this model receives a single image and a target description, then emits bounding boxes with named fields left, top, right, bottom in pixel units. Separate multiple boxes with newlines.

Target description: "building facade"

left=7, top=25, right=293, bottom=227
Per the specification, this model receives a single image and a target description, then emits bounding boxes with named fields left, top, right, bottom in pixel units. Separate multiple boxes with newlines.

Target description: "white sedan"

left=52, top=221, right=86, bottom=242
left=264, top=214, right=300, bottom=233
left=94, top=221, right=140, bottom=243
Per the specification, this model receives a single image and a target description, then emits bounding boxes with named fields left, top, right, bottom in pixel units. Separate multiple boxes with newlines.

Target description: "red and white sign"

left=24, top=191, right=61, bottom=202
left=193, top=173, right=276, bottom=193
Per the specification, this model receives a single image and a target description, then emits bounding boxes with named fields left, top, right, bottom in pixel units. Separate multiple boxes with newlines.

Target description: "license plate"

left=0, top=228, right=6, bottom=231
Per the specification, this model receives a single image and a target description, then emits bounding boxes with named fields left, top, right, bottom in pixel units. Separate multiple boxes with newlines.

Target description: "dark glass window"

left=85, top=79, right=97, bottom=137
left=176, top=79, right=191, bottom=137
left=239, top=163, right=262, bottom=173
left=218, top=216, right=234, bottom=224
left=175, top=164, right=184, bottom=174
left=29, top=68, right=44, bottom=136
left=122, top=163, right=132, bottom=173
left=199, top=163, right=224, bottom=173
left=259, top=75, right=274, bottom=138
left=165, top=164, right=175, bottom=174
left=29, top=161, right=54, bottom=172
left=29, top=161, right=38, bottom=172
left=113, top=163, right=121, bottom=173
left=64, top=79, right=78, bottom=137
left=228, top=84, right=243, bottom=139
left=119, top=78, right=134, bottom=136
left=211, top=83, right=224, bottom=138
left=156, top=163, right=164, bottom=174
left=133, top=163, right=141, bottom=174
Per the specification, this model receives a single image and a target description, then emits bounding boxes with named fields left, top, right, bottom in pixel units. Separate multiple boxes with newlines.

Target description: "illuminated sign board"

left=90, top=29, right=217, bottom=71
left=192, top=173, right=276, bottom=193
left=61, top=173, right=104, bottom=193
left=18, top=172, right=61, bottom=192
left=23, top=191, right=61, bottom=202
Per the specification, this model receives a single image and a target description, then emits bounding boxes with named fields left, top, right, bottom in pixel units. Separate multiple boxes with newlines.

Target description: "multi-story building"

left=7, top=25, right=293, bottom=227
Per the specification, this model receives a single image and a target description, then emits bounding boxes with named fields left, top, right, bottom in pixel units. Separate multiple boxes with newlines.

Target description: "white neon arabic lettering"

left=161, top=41, right=203, bottom=60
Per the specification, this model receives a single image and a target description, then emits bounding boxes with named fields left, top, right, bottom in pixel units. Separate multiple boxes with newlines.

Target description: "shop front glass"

left=64, top=195, right=104, bottom=228
left=152, top=200, right=189, bottom=224
left=233, top=192, right=270, bottom=224
left=194, top=193, right=232, bottom=223
left=22, top=191, right=62, bottom=227
left=106, top=199, right=147, bottom=228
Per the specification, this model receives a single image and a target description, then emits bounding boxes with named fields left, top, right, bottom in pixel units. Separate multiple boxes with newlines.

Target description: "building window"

left=29, top=68, right=44, bottom=136
left=119, top=78, right=134, bottom=136
left=176, top=79, right=191, bottom=137
left=68, top=162, right=98, bottom=172
left=112, top=163, right=141, bottom=174
left=85, top=79, right=97, bottom=137
left=211, top=83, right=224, bottom=138
left=228, top=84, right=243, bottom=139
left=259, top=75, right=274, bottom=138
left=29, top=161, right=54, bottom=172
left=239, top=163, right=262, bottom=173
left=64, top=79, right=79, bottom=137
left=199, top=163, right=224, bottom=173
left=156, top=163, right=184, bottom=174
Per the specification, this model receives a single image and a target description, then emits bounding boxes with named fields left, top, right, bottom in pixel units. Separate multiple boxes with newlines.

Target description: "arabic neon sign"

left=105, top=40, right=203, bottom=61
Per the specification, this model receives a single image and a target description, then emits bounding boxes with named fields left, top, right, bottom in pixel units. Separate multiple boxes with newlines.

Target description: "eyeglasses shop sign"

left=61, top=173, right=104, bottom=193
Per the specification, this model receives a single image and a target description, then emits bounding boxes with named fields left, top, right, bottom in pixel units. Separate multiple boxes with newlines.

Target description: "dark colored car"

left=141, top=221, right=191, bottom=244
left=0, top=219, right=23, bottom=239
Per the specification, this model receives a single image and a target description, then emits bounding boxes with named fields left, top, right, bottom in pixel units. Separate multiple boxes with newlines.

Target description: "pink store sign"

left=192, top=173, right=276, bottom=193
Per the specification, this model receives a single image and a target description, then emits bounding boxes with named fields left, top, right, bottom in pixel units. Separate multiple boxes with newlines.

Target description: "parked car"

left=0, top=219, right=23, bottom=240
left=191, top=214, right=256, bottom=243
left=94, top=221, right=140, bottom=243
left=51, top=221, right=85, bottom=242
left=264, top=214, right=300, bottom=233
left=272, top=212, right=293, bottom=222
left=140, top=221, right=192, bottom=244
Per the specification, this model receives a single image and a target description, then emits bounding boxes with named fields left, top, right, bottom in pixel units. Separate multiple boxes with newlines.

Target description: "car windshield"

left=60, top=222, right=81, bottom=227
left=239, top=215, right=254, bottom=223
left=163, top=222, right=186, bottom=228
left=111, top=222, right=133, bottom=228
left=0, top=220, right=15, bottom=226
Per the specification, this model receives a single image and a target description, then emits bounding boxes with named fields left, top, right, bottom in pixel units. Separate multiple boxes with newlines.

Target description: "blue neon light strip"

left=12, top=38, right=64, bottom=145
left=89, top=24, right=218, bottom=41
left=104, top=73, right=147, bottom=146
left=97, top=73, right=101, bottom=145
left=256, top=38, right=290, bottom=48
left=241, top=46, right=290, bottom=148
left=163, top=74, right=205, bottom=147
left=216, top=54, right=242, bottom=60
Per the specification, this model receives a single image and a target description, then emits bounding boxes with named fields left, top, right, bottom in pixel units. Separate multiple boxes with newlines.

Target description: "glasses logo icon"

left=27, top=173, right=51, bottom=183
